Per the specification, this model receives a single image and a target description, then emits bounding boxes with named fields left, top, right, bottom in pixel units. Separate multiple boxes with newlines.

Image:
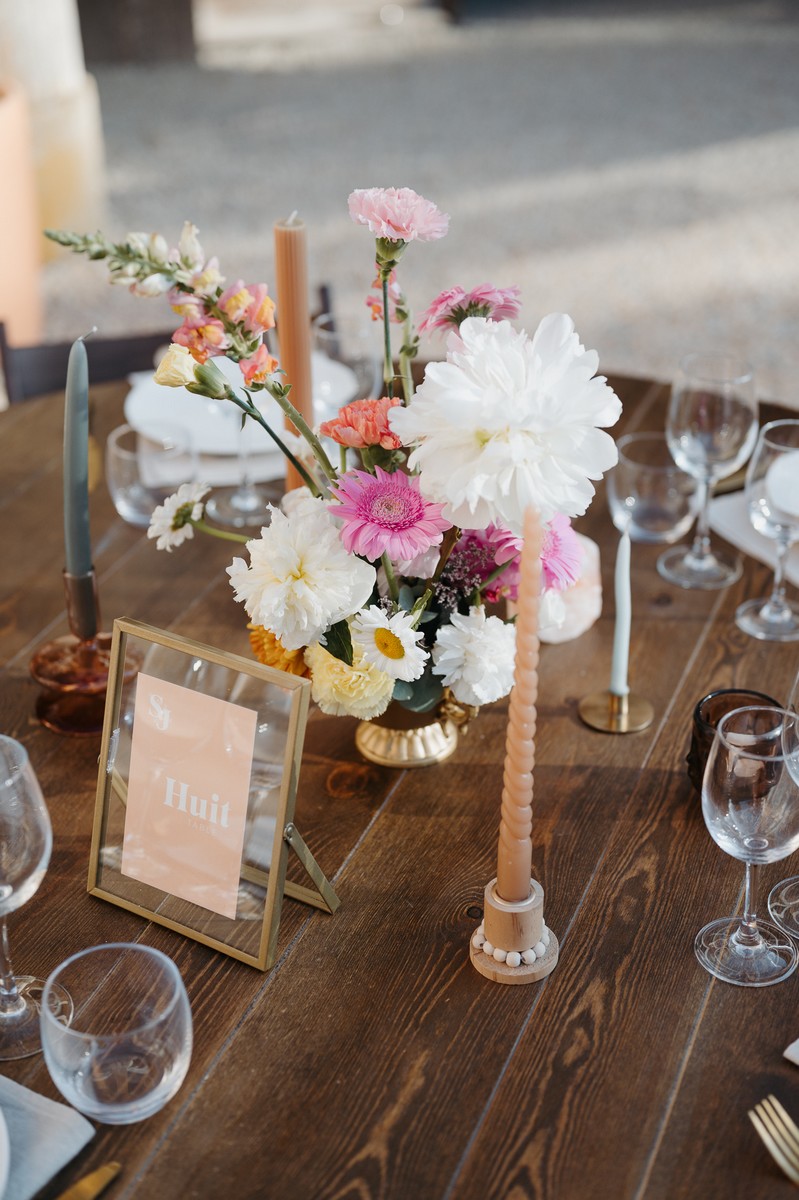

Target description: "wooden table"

left=2, top=374, right=799, bottom=1199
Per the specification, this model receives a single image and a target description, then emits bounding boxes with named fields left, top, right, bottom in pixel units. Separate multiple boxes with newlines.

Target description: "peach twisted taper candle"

left=496, top=505, right=543, bottom=904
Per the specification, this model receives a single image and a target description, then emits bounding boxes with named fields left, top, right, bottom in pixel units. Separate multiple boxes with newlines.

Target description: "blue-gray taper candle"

left=63, top=336, right=92, bottom=576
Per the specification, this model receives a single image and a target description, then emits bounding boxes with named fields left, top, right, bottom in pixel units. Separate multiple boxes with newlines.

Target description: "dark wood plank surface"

left=1, top=374, right=799, bottom=1199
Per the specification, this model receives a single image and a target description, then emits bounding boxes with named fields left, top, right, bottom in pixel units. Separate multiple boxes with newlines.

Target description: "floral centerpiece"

left=47, top=188, right=621, bottom=753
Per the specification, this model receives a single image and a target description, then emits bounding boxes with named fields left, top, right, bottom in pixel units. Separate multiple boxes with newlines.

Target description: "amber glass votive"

left=686, top=688, right=780, bottom=793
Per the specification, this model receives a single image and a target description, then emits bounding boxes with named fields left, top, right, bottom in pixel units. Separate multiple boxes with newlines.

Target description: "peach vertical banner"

left=274, top=212, right=313, bottom=491
left=496, top=506, right=543, bottom=904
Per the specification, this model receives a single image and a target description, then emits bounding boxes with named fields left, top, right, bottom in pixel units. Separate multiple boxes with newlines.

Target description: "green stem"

left=227, top=390, right=323, bottom=496
left=192, top=518, right=249, bottom=543
left=399, top=317, right=415, bottom=406
left=266, top=389, right=338, bottom=489
left=381, top=274, right=394, bottom=399
left=382, top=552, right=399, bottom=603
left=340, top=445, right=348, bottom=474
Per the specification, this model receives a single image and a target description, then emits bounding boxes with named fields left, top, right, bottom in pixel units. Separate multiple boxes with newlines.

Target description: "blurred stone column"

left=0, top=0, right=106, bottom=287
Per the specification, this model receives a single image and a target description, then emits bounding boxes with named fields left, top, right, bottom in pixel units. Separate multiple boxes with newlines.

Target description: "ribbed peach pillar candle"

left=496, top=505, right=542, bottom=904
left=274, top=213, right=313, bottom=491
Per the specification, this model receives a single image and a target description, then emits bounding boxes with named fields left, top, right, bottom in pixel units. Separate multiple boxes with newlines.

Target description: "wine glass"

left=204, top=410, right=272, bottom=529
left=695, top=705, right=799, bottom=986
left=606, top=432, right=700, bottom=543
left=658, top=352, right=758, bottom=589
left=735, top=419, right=799, bottom=641
left=767, top=666, right=799, bottom=934
left=0, top=736, right=72, bottom=1058
left=41, top=943, right=192, bottom=1124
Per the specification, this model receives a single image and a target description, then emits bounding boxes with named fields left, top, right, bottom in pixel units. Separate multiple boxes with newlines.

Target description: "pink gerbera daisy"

left=541, top=512, right=582, bottom=590
left=348, top=188, right=449, bottom=243
left=328, top=466, right=451, bottom=562
left=418, top=284, right=521, bottom=335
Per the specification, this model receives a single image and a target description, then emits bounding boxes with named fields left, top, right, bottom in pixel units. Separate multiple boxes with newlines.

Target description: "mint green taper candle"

left=63, top=336, right=92, bottom=576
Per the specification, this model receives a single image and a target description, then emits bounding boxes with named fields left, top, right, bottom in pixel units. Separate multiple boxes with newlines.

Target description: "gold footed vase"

left=355, top=691, right=478, bottom=768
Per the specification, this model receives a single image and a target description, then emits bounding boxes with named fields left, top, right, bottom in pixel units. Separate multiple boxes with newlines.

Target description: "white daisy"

left=147, top=482, right=210, bottom=552
left=388, top=314, right=621, bottom=534
left=432, top=606, right=516, bottom=706
left=226, top=503, right=376, bottom=652
left=351, top=607, right=428, bottom=682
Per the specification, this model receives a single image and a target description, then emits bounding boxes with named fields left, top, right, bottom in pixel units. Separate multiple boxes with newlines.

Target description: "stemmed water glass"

left=658, top=352, right=758, bottom=589
left=767, top=667, right=799, bottom=935
left=695, top=705, right=799, bottom=987
left=734, top=419, right=799, bottom=641
left=0, top=736, right=72, bottom=1058
left=606, top=432, right=700, bottom=544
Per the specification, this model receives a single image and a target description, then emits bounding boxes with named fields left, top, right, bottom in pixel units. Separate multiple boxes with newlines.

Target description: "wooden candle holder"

left=470, top=878, right=559, bottom=985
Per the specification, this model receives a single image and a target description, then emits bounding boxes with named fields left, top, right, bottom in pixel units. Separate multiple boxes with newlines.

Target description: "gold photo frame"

left=88, top=617, right=339, bottom=970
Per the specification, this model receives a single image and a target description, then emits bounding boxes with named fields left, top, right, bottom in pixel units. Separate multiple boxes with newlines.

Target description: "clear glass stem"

left=687, top=476, right=712, bottom=564
left=760, top=537, right=792, bottom=622
left=0, top=918, right=23, bottom=1017
left=736, top=862, right=761, bottom=948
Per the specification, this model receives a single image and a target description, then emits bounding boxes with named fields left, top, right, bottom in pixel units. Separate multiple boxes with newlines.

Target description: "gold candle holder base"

left=470, top=878, right=559, bottom=985
left=578, top=689, right=654, bottom=734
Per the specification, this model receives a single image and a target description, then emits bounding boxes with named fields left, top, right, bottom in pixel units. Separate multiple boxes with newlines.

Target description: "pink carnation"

left=418, top=283, right=522, bottom=335
left=319, top=397, right=403, bottom=450
left=328, top=466, right=451, bottom=562
left=348, top=187, right=449, bottom=243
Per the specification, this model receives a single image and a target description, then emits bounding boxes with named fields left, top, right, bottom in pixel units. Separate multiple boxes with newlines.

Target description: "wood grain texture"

left=2, top=376, right=798, bottom=1200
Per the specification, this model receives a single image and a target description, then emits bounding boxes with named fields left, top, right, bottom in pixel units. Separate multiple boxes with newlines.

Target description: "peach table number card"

left=89, top=618, right=339, bottom=971
left=121, top=672, right=257, bottom=920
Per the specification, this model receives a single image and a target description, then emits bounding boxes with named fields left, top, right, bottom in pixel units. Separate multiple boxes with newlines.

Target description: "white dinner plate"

left=125, top=352, right=359, bottom=455
left=0, top=1107, right=9, bottom=1200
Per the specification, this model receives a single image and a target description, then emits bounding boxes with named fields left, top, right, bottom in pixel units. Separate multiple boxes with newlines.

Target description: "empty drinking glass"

left=41, top=943, right=192, bottom=1123
left=695, top=705, right=799, bottom=987
left=735, top=419, right=799, bottom=642
left=607, top=432, right=699, bottom=543
left=0, top=737, right=72, bottom=1059
left=658, top=352, right=758, bottom=589
left=106, top=423, right=196, bottom=529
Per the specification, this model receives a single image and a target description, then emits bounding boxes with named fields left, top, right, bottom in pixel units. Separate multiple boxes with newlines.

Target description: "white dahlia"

left=388, top=315, right=621, bottom=534
left=431, top=606, right=516, bottom=706
left=226, top=504, right=375, bottom=652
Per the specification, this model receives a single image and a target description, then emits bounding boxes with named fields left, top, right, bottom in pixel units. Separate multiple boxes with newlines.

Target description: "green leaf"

left=323, top=620, right=353, bottom=666
left=392, top=680, right=414, bottom=702
left=394, top=664, right=444, bottom=713
left=398, top=586, right=416, bottom=612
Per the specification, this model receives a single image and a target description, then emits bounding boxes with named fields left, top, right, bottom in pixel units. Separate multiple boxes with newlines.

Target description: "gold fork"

left=749, top=1094, right=799, bottom=1185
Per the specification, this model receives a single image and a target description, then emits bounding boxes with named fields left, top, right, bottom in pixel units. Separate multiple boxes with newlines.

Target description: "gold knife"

left=55, top=1162, right=122, bottom=1200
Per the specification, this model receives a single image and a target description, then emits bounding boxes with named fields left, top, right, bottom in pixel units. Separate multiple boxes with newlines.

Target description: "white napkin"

left=0, top=1074, right=94, bottom=1200
left=785, top=1038, right=799, bottom=1066
left=708, top=491, right=799, bottom=587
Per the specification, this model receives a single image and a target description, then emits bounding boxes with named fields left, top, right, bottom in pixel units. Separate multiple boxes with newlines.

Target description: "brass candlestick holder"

left=578, top=689, right=654, bottom=734
left=29, top=569, right=115, bottom=736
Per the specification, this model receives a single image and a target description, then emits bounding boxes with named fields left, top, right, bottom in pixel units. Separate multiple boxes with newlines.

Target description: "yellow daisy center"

left=374, top=627, right=405, bottom=660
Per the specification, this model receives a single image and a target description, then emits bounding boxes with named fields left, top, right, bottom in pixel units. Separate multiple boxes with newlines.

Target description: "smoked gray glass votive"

left=686, top=688, right=780, bottom=793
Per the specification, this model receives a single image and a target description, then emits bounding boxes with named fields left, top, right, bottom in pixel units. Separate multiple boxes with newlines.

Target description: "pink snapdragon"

left=328, top=466, right=450, bottom=562
left=418, top=284, right=522, bottom=335
left=218, top=282, right=276, bottom=337
left=348, top=187, right=449, bottom=244
left=319, top=397, right=403, bottom=451
left=172, top=313, right=230, bottom=363
left=239, top=344, right=279, bottom=386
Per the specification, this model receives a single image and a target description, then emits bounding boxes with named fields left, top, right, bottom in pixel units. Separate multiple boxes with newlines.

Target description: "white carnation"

left=432, top=607, right=516, bottom=706
left=226, top=504, right=375, bottom=651
left=388, top=315, right=621, bottom=534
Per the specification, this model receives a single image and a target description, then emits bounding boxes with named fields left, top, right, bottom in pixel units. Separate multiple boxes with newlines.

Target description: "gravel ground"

left=42, top=0, right=799, bottom=404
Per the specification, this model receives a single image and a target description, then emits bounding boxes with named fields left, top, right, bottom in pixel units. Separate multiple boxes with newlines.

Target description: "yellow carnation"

left=304, top=643, right=394, bottom=719
left=248, top=624, right=309, bottom=678
left=153, top=343, right=196, bottom=387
